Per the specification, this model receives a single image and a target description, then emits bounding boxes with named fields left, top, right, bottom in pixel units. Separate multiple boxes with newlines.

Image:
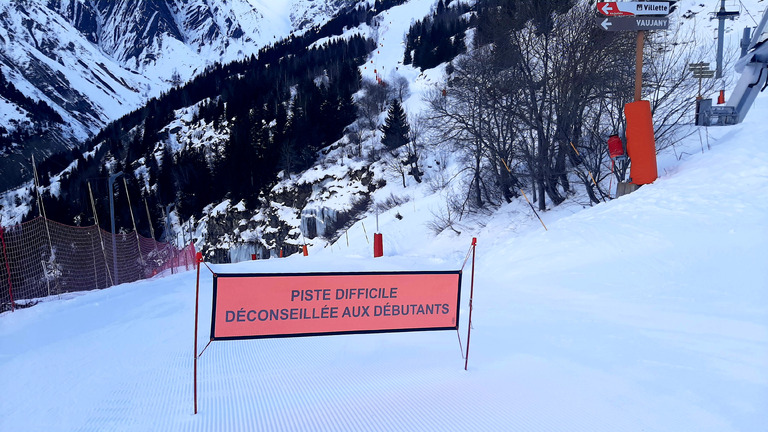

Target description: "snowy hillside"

left=1, top=89, right=766, bottom=432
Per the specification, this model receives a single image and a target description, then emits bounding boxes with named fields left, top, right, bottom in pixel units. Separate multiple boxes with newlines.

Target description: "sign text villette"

left=597, top=2, right=671, bottom=17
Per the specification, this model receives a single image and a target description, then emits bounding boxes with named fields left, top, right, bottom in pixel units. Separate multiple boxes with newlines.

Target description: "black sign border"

left=210, top=270, right=463, bottom=341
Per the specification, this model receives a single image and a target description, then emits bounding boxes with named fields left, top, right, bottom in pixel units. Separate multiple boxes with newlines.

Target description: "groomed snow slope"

left=2, top=91, right=767, bottom=432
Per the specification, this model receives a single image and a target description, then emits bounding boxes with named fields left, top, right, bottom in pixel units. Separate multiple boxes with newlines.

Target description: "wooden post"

left=635, top=30, right=645, bottom=101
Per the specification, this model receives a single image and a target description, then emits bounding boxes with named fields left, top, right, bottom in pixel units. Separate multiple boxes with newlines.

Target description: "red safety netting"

left=0, top=216, right=195, bottom=312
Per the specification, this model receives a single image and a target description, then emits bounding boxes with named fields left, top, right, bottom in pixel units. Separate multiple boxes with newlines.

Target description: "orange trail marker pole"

left=500, top=158, right=548, bottom=231
left=569, top=142, right=605, bottom=202
left=520, top=189, right=548, bottom=231
left=464, top=238, right=477, bottom=371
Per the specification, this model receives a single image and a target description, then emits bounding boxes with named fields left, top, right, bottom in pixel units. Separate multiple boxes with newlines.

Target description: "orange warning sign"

left=211, top=271, right=462, bottom=339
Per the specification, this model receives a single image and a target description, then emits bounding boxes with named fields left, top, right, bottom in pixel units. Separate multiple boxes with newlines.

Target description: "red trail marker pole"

left=373, top=233, right=383, bottom=258
left=464, top=237, right=477, bottom=371
left=193, top=252, right=203, bottom=414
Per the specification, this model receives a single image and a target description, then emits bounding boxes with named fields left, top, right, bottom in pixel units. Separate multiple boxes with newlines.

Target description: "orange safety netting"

left=0, top=216, right=195, bottom=312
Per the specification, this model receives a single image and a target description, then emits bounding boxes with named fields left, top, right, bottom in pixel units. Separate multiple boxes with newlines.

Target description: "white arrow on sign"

left=599, top=2, right=632, bottom=17
left=597, top=2, right=670, bottom=17
left=601, top=18, right=613, bottom=30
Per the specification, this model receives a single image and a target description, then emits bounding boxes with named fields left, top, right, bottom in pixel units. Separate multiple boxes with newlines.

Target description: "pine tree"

left=380, top=99, right=410, bottom=150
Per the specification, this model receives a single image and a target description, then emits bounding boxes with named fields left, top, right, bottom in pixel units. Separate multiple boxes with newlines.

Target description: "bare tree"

left=426, top=44, right=522, bottom=210
left=390, top=73, right=411, bottom=101
left=427, top=2, right=638, bottom=209
left=405, top=113, right=427, bottom=183
left=345, top=121, right=367, bottom=157
left=502, top=3, right=637, bottom=209
left=357, top=78, right=389, bottom=131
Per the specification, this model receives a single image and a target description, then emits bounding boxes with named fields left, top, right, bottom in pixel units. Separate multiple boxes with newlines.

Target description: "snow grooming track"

left=195, top=335, right=516, bottom=431
left=190, top=263, right=651, bottom=431
left=187, top=259, right=528, bottom=431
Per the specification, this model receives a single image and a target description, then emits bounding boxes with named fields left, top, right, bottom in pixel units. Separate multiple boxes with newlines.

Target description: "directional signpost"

left=596, top=2, right=673, bottom=190
left=596, top=1, right=672, bottom=101
left=689, top=62, right=715, bottom=98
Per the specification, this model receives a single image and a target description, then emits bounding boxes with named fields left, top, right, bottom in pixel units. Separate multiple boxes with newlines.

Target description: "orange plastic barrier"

left=625, top=100, right=658, bottom=185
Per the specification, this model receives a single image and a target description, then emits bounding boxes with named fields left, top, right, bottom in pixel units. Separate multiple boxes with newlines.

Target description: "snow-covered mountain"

left=0, top=0, right=354, bottom=191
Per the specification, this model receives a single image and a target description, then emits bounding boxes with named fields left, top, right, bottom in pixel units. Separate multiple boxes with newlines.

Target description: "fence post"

left=0, top=226, right=14, bottom=312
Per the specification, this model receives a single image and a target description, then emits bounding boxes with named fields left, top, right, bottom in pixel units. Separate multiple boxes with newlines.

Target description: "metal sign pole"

left=714, top=0, right=740, bottom=79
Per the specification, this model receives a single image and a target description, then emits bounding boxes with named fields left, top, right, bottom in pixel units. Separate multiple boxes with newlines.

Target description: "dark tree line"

left=403, top=0, right=472, bottom=70
left=0, top=69, right=64, bottom=154
left=24, top=6, right=378, bottom=237
left=0, top=69, right=63, bottom=125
